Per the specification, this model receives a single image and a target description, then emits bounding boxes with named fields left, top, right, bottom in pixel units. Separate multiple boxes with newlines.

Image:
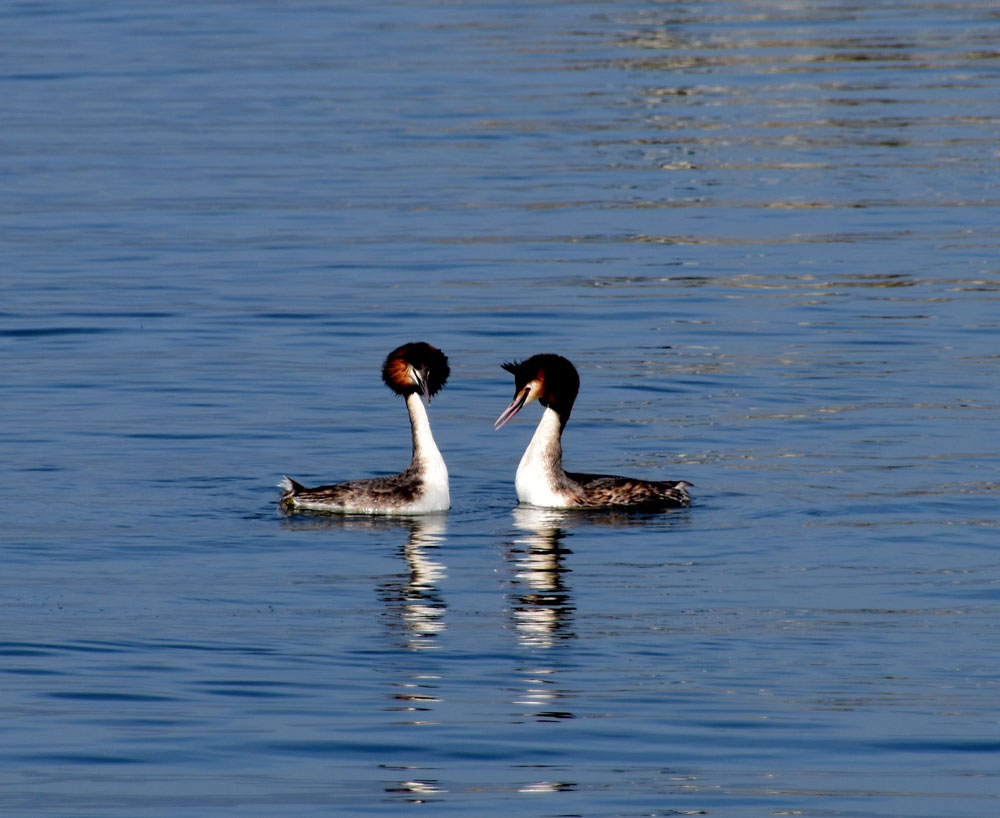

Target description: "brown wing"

left=280, top=468, right=421, bottom=512
left=566, top=472, right=692, bottom=509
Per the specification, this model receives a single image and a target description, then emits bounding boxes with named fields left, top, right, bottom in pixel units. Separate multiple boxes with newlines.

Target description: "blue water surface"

left=2, top=1, right=999, bottom=816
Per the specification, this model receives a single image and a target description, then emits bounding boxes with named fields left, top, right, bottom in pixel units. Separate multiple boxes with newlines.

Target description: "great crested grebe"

left=494, top=354, right=691, bottom=510
left=279, top=342, right=450, bottom=514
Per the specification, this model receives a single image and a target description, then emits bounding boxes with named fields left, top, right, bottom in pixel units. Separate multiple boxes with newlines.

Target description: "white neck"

left=514, top=406, right=570, bottom=507
left=406, top=393, right=450, bottom=511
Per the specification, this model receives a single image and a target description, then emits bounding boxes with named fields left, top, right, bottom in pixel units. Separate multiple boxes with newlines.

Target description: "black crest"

left=382, top=342, right=450, bottom=398
left=502, top=353, right=579, bottom=411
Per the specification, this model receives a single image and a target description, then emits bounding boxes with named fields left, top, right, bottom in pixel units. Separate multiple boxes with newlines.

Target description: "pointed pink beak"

left=494, top=388, right=529, bottom=430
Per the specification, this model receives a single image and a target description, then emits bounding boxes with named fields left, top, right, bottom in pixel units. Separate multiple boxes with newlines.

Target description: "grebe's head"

left=382, top=342, right=450, bottom=403
left=494, top=353, right=579, bottom=429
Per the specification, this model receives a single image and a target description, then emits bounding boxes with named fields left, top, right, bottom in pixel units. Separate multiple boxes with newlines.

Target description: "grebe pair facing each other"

left=280, top=345, right=691, bottom=515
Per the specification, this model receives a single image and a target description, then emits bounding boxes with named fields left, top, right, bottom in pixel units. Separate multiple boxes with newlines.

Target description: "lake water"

left=2, top=1, right=999, bottom=815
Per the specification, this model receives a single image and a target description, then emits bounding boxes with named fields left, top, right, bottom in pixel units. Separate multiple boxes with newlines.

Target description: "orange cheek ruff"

left=385, top=356, right=413, bottom=392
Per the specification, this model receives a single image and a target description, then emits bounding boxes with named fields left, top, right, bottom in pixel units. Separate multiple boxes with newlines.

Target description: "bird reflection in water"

left=384, top=774, right=447, bottom=804
left=280, top=513, right=448, bottom=722
left=507, top=506, right=576, bottom=650
left=280, top=513, right=448, bottom=648
left=518, top=779, right=577, bottom=793
left=376, top=516, right=448, bottom=651
left=507, top=506, right=576, bottom=722
left=374, top=516, right=448, bottom=727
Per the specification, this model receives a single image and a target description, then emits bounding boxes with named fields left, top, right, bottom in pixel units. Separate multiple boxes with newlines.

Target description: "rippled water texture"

left=2, top=1, right=999, bottom=816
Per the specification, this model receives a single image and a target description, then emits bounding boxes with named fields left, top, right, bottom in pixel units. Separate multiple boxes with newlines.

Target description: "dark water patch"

left=874, top=739, right=1000, bottom=755
left=197, top=679, right=304, bottom=699
left=250, top=311, right=330, bottom=321
left=0, top=642, right=62, bottom=657
left=20, top=752, right=145, bottom=766
left=0, top=326, right=119, bottom=338
left=200, top=687, right=291, bottom=699
left=56, top=310, right=180, bottom=319
left=264, top=739, right=432, bottom=759
left=47, top=690, right=177, bottom=703
left=1, top=666, right=63, bottom=676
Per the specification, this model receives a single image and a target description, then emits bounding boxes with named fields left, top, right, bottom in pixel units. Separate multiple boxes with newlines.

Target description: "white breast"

left=410, top=450, right=450, bottom=512
left=405, top=393, right=450, bottom=513
left=514, top=406, right=574, bottom=508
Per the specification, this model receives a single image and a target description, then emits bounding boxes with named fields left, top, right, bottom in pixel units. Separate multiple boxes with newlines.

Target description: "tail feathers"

left=670, top=480, right=693, bottom=505
left=279, top=475, right=307, bottom=497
